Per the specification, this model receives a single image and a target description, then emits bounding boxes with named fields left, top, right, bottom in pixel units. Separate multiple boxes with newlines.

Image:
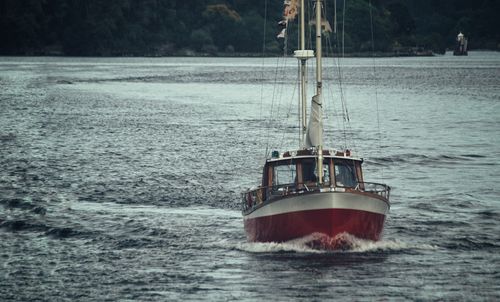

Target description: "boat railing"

left=242, top=184, right=298, bottom=211
left=242, top=182, right=390, bottom=211
left=354, top=182, right=391, bottom=200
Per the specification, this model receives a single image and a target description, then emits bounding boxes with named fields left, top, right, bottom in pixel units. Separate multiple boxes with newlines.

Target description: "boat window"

left=273, top=163, right=296, bottom=186
left=334, top=161, right=357, bottom=187
left=301, top=159, right=330, bottom=184
left=323, top=163, right=330, bottom=184
left=302, top=159, right=317, bottom=182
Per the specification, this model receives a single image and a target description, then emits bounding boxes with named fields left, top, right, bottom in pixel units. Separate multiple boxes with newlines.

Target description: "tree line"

left=0, top=0, right=498, bottom=56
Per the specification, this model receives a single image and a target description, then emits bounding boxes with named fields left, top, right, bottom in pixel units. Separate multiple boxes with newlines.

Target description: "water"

left=1, top=52, right=499, bottom=300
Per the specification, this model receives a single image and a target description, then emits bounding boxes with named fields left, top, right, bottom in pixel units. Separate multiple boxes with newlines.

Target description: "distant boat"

left=453, top=32, right=468, bottom=56
left=241, top=0, right=390, bottom=248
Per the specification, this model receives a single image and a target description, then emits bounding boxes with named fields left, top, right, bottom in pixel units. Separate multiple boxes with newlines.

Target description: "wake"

left=237, top=232, right=438, bottom=254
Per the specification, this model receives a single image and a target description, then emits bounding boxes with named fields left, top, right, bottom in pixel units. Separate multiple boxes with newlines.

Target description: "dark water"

left=1, top=53, right=499, bottom=300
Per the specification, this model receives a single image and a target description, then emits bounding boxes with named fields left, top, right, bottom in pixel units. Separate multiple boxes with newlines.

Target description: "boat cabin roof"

left=266, top=149, right=362, bottom=164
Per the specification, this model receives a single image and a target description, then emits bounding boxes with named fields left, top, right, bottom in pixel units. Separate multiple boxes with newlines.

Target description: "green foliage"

left=0, top=0, right=498, bottom=56
left=339, top=0, right=393, bottom=52
left=190, top=28, right=214, bottom=52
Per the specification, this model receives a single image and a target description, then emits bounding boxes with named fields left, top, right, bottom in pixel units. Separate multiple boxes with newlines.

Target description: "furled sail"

left=305, top=94, right=323, bottom=148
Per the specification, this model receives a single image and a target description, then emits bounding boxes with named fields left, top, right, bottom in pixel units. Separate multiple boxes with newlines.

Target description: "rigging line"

left=276, top=32, right=296, bottom=151
left=278, top=65, right=299, bottom=151
left=321, top=3, right=332, bottom=144
left=342, top=0, right=345, bottom=58
left=369, top=0, right=383, bottom=165
left=324, top=36, right=340, bottom=146
left=261, top=0, right=268, bottom=160
left=276, top=26, right=291, bottom=119
left=266, top=54, right=284, bottom=158
left=297, top=62, right=301, bottom=146
left=330, top=27, right=349, bottom=150
left=274, top=18, right=295, bottom=128
left=273, top=42, right=289, bottom=152
left=297, top=24, right=302, bottom=146
left=340, top=0, right=353, bottom=151
left=331, top=1, right=355, bottom=151
left=323, top=0, right=352, bottom=148
left=267, top=33, right=290, bottom=157
left=323, top=2, right=349, bottom=150
left=267, top=18, right=294, bottom=156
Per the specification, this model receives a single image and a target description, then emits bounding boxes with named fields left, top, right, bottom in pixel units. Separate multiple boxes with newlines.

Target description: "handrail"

left=241, top=181, right=390, bottom=212
left=356, top=181, right=391, bottom=200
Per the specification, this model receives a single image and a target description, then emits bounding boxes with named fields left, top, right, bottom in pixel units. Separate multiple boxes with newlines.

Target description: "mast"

left=294, top=0, right=324, bottom=183
left=333, top=0, right=337, bottom=34
left=315, top=0, right=324, bottom=184
left=315, top=0, right=322, bottom=98
left=299, top=0, right=306, bottom=147
left=294, top=0, right=314, bottom=148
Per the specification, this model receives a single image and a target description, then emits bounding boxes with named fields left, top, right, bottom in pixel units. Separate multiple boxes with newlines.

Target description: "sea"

left=1, top=52, right=499, bottom=301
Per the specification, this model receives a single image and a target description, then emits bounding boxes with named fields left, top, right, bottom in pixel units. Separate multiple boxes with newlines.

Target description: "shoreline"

left=0, top=49, right=497, bottom=59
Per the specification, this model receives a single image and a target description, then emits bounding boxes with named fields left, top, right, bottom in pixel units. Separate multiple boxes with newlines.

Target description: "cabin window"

left=323, top=163, right=331, bottom=184
left=273, top=163, right=296, bottom=186
left=301, top=159, right=317, bottom=182
left=300, top=158, right=330, bottom=184
left=334, top=161, right=357, bottom=187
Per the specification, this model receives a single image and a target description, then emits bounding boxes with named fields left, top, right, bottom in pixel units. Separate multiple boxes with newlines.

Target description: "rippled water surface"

left=1, top=53, right=499, bottom=300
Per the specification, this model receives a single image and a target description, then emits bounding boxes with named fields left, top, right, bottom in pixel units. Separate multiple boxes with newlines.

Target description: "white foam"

left=236, top=240, right=324, bottom=254
left=236, top=232, right=439, bottom=254
left=345, top=235, right=439, bottom=253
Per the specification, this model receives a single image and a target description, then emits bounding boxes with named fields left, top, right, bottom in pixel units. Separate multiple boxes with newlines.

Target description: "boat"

left=241, top=0, right=390, bottom=247
left=453, top=32, right=468, bottom=56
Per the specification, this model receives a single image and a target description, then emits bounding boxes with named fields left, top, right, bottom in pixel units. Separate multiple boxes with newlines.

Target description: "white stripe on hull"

left=244, top=192, right=389, bottom=220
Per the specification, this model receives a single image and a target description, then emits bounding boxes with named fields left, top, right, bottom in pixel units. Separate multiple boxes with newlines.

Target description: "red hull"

left=244, top=208, right=386, bottom=243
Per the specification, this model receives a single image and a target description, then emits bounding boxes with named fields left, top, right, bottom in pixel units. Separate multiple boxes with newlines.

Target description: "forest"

left=0, top=0, right=498, bottom=56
